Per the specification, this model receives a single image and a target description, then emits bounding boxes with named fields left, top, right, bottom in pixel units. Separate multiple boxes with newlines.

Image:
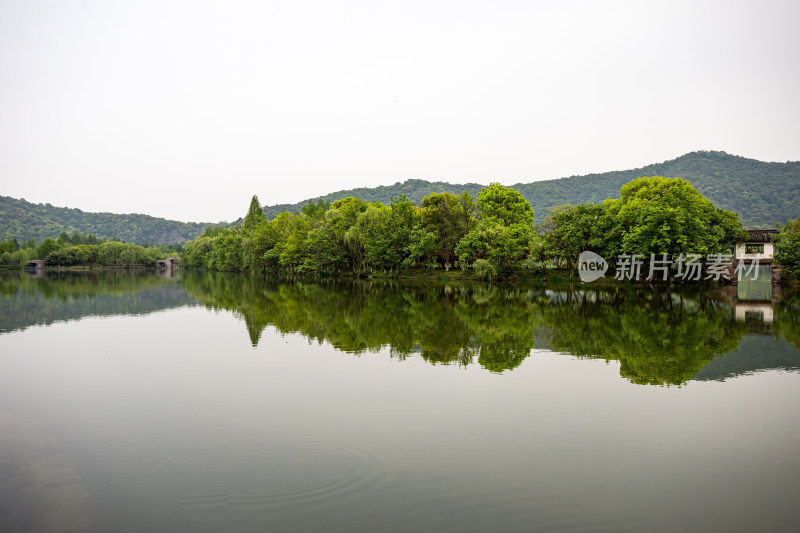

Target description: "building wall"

left=735, top=242, right=774, bottom=260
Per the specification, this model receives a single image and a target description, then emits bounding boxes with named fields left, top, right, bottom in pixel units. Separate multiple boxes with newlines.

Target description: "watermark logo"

left=576, top=251, right=760, bottom=283
left=578, top=251, right=608, bottom=283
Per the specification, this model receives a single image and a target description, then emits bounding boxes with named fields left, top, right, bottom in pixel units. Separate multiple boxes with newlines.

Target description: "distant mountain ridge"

left=0, top=196, right=213, bottom=245
left=2, top=151, right=798, bottom=244
left=258, top=151, right=799, bottom=229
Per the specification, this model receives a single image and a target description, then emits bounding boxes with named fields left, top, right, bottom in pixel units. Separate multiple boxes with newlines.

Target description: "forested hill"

left=261, top=151, right=799, bottom=228
left=2, top=151, right=796, bottom=243
left=0, top=196, right=214, bottom=245
left=512, top=151, right=799, bottom=228
left=260, top=180, right=487, bottom=221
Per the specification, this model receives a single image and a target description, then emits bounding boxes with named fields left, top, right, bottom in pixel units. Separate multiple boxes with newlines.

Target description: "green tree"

left=420, top=192, right=471, bottom=269
left=346, top=205, right=397, bottom=272
left=98, top=241, right=126, bottom=265
left=37, top=237, right=60, bottom=259
left=477, top=183, right=534, bottom=226
left=57, top=230, right=72, bottom=247
left=0, top=239, right=17, bottom=254
left=71, top=244, right=100, bottom=265
left=243, top=195, right=267, bottom=231
left=301, top=198, right=331, bottom=219
left=257, top=213, right=295, bottom=272
left=775, top=216, right=800, bottom=276
left=302, top=224, right=350, bottom=273
left=328, top=197, right=369, bottom=235
left=240, top=197, right=270, bottom=271
left=119, top=244, right=154, bottom=265
left=45, top=248, right=76, bottom=266
left=540, top=202, right=621, bottom=274
left=617, top=176, right=745, bottom=257
left=181, top=236, right=214, bottom=269
left=402, top=225, right=438, bottom=269
left=344, top=198, right=421, bottom=273
left=455, top=218, right=533, bottom=275
left=325, top=197, right=370, bottom=271
left=278, top=214, right=312, bottom=271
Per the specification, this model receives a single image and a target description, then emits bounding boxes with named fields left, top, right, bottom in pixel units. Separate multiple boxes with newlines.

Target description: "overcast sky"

left=1, top=0, right=798, bottom=223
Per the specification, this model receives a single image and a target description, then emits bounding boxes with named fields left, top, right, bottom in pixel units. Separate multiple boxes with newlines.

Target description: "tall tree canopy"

left=775, top=217, right=800, bottom=276
left=540, top=202, right=621, bottom=271
left=617, top=177, right=745, bottom=257
left=477, top=183, right=534, bottom=226
left=178, top=176, right=748, bottom=280
left=243, top=195, right=267, bottom=230
left=420, top=192, right=473, bottom=267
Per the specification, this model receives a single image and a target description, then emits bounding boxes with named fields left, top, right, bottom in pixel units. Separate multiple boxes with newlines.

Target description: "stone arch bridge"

left=155, top=257, right=180, bottom=270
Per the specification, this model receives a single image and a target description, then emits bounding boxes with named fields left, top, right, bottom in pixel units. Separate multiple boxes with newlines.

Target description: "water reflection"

left=0, top=271, right=197, bottom=334
left=182, top=272, right=800, bottom=385
left=737, top=264, right=773, bottom=301
left=2, top=271, right=799, bottom=385
left=2, top=272, right=800, bottom=533
left=535, top=286, right=747, bottom=385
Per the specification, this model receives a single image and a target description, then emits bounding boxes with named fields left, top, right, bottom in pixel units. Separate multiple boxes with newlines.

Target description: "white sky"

left=1, top=0, right=798, bottom=223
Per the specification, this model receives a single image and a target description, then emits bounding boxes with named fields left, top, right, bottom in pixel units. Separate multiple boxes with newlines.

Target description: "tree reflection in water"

left=3, top=270, right=795, bottom=385
left=183, top=272, right=800, bottom=384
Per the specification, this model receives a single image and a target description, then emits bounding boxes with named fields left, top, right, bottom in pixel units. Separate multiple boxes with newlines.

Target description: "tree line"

left=181, top=176, right=751, bottom=280
left=3, top=152, right=796, bottom=248
left=247, top=151, right=798, bottom=229
left=0, top=230, right=177, bottom=267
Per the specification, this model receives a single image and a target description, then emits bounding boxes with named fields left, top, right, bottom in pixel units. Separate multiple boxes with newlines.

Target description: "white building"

left=734, top=229, right=778, bottom=261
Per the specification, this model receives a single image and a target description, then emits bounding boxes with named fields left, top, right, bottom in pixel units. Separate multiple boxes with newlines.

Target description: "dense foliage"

left=774, top=216, right=800, bottom=277
left=0, top=230, right=176, bottom=267
left=615, top=177, right=748, bottom=257
left=183, top=178, right=747, bottom=280
left=515, top=151, right=799, bottom=229
left=253, top=151, right=798, bottom=229
left=537, top=178, right=748, bottom=274
left=0, top=196, right=215, bottom=244
left=3, top=152, right=795, bottom=248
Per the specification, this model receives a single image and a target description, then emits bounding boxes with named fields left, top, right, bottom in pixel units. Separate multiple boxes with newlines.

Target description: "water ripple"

left=155, top=439, right=382, bottom=509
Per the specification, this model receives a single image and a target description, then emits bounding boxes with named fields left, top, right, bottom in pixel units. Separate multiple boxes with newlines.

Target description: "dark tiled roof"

left=746, top=229, right=778, bottom=242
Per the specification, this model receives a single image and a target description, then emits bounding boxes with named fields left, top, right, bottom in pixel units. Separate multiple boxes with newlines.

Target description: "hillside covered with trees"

left=182, top=176, right=748, bottom=280
left=259, top=151, right=799, bottom=229
left=2, top=151, right=796, bottom=246
left=0, top=196, right=214, bottom=245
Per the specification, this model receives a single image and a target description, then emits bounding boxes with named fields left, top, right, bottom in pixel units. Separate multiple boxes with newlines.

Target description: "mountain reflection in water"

left=181, top=272, right=800, bottom=385
left=2, top=271, right=799, bottom=385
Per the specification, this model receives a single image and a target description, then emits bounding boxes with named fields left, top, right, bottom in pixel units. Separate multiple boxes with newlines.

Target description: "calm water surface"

left=1, top=271, right=799, bottom=532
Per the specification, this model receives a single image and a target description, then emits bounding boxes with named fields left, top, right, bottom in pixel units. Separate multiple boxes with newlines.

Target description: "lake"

left=1, top=271, right=799, bottom=532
